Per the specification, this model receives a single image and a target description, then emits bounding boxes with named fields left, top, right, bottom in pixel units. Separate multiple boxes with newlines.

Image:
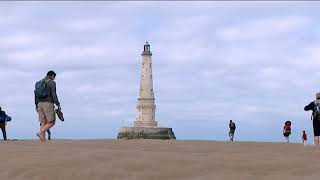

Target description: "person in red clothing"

left=283, top=121, right=291, bottom=143
left=302, top=130, right=307, bottom=146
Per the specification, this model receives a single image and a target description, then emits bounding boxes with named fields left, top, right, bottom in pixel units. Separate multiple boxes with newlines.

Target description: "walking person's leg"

left=39, top=123, right=45, bottom=139
left=233, top=131, right=235, bottom=141
left=37, top=124, right=46, bottom=141
left=47, top=129, right=51, bottom=140
left=231, top=130, right=235, bottom=141
left=37, top=102, right=56, bottom=142
left=284, top=133, right=289, bottom=143
left=0, top=123, right=7, bottom=140
left=3, top=125, right=6, bottom=141
left=230, top=132, right=234, bottom=141
left=313, top=120, right=320, bottom=147
left=314, top=136, right=319, bottom=147
left=37, top=104, right=46, bottom=141
left=40, top=103, right=56, bottom=137
left=40, top=122, right=54, bottom=135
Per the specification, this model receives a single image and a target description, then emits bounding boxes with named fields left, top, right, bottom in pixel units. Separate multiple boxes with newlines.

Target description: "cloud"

left=0, top=32, right=48, bottom=50
left=63, top=18, right=114, bottom=31
left=2, top=42, right=139, bottom=69
left=217, top=16, right=311, bottom=41
left=297, top=45, right=320, bottom=69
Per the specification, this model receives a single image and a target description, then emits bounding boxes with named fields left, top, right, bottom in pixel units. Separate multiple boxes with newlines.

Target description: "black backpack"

left=313, top=100, right=320, bottom=120
left=34, top=79, right=49, bottom=99
left=230, top=122, right=236, bottom=130
left=0, top=111, right=7, bottom=122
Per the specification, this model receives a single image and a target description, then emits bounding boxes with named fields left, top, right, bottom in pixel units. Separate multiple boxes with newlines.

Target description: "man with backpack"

left=229, top=120, right=236, bottom=142
left=304, top=92, right=320, bottom=147
left=34, top=71, right=61, bottom=142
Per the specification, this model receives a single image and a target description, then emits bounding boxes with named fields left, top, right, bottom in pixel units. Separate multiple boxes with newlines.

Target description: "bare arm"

left=34, top=91, right=38, bottom=109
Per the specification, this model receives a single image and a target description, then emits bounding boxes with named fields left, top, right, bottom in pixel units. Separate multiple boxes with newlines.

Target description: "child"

left=302, top=130, right=307, bottom=146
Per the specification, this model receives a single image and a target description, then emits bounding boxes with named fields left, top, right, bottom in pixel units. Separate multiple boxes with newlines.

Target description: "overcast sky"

left=1, top=2, right=320, bottom=142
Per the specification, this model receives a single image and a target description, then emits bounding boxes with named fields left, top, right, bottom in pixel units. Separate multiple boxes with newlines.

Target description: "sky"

left=1, top=1, right=320, bottom=142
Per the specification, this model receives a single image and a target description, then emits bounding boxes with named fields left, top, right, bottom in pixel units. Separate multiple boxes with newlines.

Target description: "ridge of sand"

left=0, top=140, right=318, bottom=180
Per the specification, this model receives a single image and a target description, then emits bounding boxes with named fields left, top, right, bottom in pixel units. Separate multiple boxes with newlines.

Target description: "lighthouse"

left=134, top=42, right=158, bottom=127
left=117, top=42, right=176, bottom=140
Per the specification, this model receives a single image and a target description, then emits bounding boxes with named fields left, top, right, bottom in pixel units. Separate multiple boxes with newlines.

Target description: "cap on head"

left=316, top=92, right=320, bottom=100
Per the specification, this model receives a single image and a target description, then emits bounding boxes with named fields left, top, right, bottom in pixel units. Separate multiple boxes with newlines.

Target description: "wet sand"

left=0, top=140, right=319, bottom=180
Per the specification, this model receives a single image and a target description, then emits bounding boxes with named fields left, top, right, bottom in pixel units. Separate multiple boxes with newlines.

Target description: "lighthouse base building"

left=117, top=127, right=176, bottom=140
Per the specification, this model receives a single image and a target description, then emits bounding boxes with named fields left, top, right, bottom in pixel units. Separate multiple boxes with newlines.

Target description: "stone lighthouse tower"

left=134, top=42, right=158, bottom=128
left=117, top=42, right=176, bottom=140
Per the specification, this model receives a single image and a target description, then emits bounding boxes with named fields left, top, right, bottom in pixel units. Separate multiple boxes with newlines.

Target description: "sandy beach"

left=0, top=140, right=319, bottom=180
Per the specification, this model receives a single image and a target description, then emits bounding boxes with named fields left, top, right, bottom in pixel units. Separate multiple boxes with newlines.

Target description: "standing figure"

left=304, top=92, right=320, bottom=147
left=229, top=120, right=236, bottom=142
left=283, top=120, right=291, bottom=143
left=302, top=130, right=307, bottom=146
left=35, top=71, right=61, bottom=142
left=0, top=107, right=8, bottom=141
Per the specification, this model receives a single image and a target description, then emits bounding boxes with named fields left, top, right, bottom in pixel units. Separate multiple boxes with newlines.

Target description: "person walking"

left=304, top=92, right=320, bottom=147
left=229, top=120, right=236, bottom=142
left=34, top=71, right=61, bottom=142
left=302, top=130, right=307, bottom=146
left=283, top=120, right=291, bottom=143
left=0, top=107, right=8, bottom=141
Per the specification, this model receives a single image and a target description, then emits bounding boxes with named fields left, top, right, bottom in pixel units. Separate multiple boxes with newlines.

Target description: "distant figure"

left=35, top=71, right=61, bottom=142
left=302, top=130, right=307, bottom=146
left=283, top=120, right=291, bottom=143
left=304, top=92, right=320, bottom=147
left=229, top=120, right=236, bottom=141
left=0, top=107, right=8, bottom=140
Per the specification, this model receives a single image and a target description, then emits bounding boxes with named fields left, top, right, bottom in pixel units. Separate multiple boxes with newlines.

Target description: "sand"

left=0, top=140, right=319, bottom=180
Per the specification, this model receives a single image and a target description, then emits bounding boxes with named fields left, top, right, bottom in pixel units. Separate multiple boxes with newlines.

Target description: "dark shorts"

left=313, top=119, right=320, bottom=136
left=229, top=129, right=235, bottom=134
left=283, top=132, right=290, bottom=137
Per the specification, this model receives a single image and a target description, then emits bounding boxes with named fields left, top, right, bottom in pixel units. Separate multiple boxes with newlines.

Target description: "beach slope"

left=0, top=140, right=318, bottom=180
